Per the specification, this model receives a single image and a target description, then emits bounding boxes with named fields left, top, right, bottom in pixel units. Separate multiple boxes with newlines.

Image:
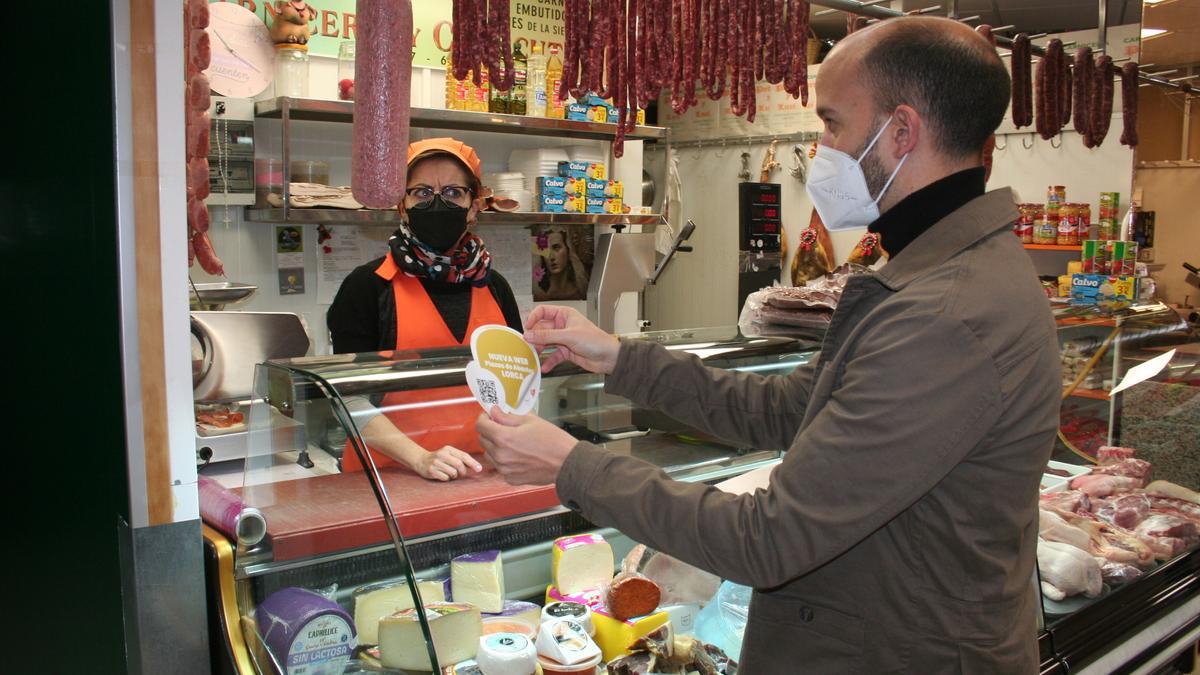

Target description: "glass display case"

left=203, top=327, right=817, bottom=674
left=202, top=307, right=1199, bottom=674
left=1039, top=301, right=1200, bottom=672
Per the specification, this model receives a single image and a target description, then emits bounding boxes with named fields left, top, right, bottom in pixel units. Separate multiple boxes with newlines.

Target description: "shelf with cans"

left=249, top=97, right=666, bottom=226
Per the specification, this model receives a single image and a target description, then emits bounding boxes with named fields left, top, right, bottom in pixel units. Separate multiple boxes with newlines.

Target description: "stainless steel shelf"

left=254, top=97, right=669, bottom=141
left=243, top=207, right=664, bottom=227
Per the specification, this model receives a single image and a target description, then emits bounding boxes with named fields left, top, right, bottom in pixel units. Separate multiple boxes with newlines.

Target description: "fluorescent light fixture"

left=1142, top=0, right=1172, bottom=5
left=1141, top=27, right=1169, bottom=39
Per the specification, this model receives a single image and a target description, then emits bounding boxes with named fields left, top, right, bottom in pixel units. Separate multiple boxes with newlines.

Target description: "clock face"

left=205, top=3, right=274, bottom=98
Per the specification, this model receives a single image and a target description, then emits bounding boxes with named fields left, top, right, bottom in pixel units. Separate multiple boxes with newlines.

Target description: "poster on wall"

left=531, top=225, right=593, bottom=302
left=276, top=225, right=306, bottom=294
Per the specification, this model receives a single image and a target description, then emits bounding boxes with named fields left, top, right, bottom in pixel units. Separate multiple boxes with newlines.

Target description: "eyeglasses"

left=406, top=185, right=475, bottom=207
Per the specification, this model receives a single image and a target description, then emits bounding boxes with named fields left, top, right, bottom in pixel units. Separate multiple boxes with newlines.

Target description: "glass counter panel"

left=220, top=327, right=816, bottom=673
left=1041, top=303, right=1199, bottom=630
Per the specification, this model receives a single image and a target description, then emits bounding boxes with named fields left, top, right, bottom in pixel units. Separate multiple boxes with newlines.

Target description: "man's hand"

left=524, top=305, right=621, bottom=374
left=476, top=407, right=579, bottom=485
left=412, top=446, right=484, bottom=482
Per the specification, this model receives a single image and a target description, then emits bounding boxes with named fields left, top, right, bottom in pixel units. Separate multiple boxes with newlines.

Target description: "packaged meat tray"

left=1046, top=460, right=1091, bottom=479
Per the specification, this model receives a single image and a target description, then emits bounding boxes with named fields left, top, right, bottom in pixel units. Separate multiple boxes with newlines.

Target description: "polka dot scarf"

left=388, top=224, right=492, bottom=286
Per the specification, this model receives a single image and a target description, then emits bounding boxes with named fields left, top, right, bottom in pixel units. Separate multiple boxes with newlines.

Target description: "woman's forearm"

left=354, top=413, right=426, bottom=469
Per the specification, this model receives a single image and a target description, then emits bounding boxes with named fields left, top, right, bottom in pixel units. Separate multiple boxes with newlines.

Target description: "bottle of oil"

left=546, top=45, right=565, bottom=119
left=471, top=68, right=490, bottom=112
left=488, top=64, right=509, bottom=114
left=527, top=42, right=547, bottom=117
left=444, top=54, right=461, bottom=110
left=509, top=43, right=528, bottom=116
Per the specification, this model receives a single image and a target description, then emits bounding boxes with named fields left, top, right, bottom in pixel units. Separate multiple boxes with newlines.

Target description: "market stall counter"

left=202, top=307, right=1200, bottom=674
left=203, top=327, right=814, bottom=673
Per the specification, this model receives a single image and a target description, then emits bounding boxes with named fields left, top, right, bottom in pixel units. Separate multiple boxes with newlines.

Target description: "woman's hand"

left=412, top=446, right=484, bottom=482
left=476, top=407, right=579, bottom=485
left=524, top=305, right=621, bottom=374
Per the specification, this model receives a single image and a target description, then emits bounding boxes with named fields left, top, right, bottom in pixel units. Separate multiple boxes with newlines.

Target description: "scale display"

left=739, top=182, right=782, bottom=252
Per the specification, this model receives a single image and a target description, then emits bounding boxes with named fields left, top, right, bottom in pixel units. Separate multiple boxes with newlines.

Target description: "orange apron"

left=341, top=255, right=506, bottom=472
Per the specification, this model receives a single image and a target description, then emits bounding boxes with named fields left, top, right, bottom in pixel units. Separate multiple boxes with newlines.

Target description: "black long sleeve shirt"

left=326, top=256, right=523, bottom=354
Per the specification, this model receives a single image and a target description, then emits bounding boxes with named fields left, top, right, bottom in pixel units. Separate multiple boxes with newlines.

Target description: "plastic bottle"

left=546, top=45, right=565, bottom=119
left=488, top=64, right=509, bottom=114
left=527, top=42, right=548, bottom=117
left=509, top=43, right=528, bottom=115
left=444, top=54, right=466, bottom=111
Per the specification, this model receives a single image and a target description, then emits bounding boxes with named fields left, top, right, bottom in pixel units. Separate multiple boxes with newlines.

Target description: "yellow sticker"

left=467, top=325, right=541, bottom=414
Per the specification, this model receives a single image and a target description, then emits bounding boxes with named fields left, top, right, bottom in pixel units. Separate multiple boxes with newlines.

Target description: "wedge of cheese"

left=451, top=549, right=505, bottom=613
left=379, top=602, right=482, bottom=671
left=352, top=579, right=447, bottom=645
left=546, top=585, right=668, bottom=662
left=551, top=534, right=614, bottom=595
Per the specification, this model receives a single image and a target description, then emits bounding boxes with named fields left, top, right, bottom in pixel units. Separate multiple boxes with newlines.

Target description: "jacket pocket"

left=745, top=594, right=865, bottom=669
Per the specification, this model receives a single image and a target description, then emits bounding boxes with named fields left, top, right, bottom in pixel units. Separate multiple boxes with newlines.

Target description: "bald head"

left=828, top=16, right=1010, bottom=159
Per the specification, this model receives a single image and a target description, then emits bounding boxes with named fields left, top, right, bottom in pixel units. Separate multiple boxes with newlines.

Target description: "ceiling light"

left=1142, top=0, right=1172, bottom=5
left=1140, top=28, right=1169, bottom=39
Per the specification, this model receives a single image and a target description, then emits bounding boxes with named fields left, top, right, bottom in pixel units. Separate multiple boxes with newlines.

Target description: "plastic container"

left=482, top=617, right=537, bottom=639
left=255, top=158, right=283, bottom=206
left=541, top=602, right=593, bottom=636
left=337, top=41, right=355, bottom=100
left=274, top=44, right=309, bottom=98
left=290, top=160, right=330, bottom=185
left=536, top=653, right=601, bottom=674
left=527, top=43, right=547, bottom=117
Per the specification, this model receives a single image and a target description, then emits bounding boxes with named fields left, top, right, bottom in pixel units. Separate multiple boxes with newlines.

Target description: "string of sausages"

left=453, top=1, right=812, bottom=157
left=451, top=1, right=515, bottom=90
left=1002, top=33, right=1140, bottom=149
left=184, top=0, right=222, bottom=275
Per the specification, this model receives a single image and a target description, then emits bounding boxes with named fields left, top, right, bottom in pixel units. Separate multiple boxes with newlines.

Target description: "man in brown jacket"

left=477, top=17, right=1061, bottom=673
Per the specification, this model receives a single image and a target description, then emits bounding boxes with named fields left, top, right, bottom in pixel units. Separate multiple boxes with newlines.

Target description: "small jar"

left=337, top=41, right=355, bottom=100
left=274, top=43, right=310, bottom=98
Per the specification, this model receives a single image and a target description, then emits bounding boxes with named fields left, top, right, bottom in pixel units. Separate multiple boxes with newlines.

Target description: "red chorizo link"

left=797, top=0, right=810, bottom=105
left=1072, top=47, right=1093, bottom=137
left=1120, top=62, right=1139, bottom=147
left=1091, top=55, right=1114, bottom=147
left=1035, top=56, right=1050, bottom=139
left=1011, top=33, right=1032, bottom=128
left=685, top=0, right=700, bottom=108
left=192, top=229, right=225, bottom=277
left=497, top=0, right=514, bottom=90
left=1059, top=52, right=1071, bottom=132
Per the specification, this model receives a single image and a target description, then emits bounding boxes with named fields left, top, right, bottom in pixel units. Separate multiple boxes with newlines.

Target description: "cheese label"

left=284, top=613, right=355, bottom=675
left=466, top=326, right=540, bottom=415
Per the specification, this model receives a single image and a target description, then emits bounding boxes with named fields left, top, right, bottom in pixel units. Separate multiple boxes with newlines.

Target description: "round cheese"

left=254, top=588, right=357, bottom=675
left=476, top=633, right=537, bottom=675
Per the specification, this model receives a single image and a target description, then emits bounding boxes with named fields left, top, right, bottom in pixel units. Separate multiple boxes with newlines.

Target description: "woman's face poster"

left=532, top=225, right=594, bottom=301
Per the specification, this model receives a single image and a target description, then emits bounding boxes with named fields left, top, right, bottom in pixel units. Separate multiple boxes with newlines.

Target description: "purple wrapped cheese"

left=255, top=588, right=357, bottom=674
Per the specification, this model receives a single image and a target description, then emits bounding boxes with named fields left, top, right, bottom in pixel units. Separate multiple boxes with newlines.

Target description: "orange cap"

left=407, top=138, right=482, bottom=180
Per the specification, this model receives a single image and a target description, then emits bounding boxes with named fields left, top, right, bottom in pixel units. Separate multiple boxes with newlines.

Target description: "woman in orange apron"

left=327, top=139, right=524, bottom=480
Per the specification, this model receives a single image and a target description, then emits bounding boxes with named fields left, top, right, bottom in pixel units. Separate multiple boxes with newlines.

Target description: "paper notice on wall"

left=316, top=225, right=391, bottom=305
left=486, top=225, right=535, bottom=310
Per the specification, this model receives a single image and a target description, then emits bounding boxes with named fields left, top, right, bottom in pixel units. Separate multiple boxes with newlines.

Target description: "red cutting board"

left=237, top=463, right=560, bottom=561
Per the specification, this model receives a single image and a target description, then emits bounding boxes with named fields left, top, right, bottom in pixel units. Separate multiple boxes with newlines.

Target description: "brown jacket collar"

left=875, top=188, right=1019, bottom=291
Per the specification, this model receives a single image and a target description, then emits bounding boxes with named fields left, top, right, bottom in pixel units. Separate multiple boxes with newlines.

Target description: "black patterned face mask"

left=388, top=223, right=492, bottom=287
left=406, top=194, right=470, bottom=253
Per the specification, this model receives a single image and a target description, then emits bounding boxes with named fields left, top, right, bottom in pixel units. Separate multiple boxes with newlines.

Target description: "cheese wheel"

left=476, top=633, right=538, bottom=675
left=254, top=588, right=357, bottom=674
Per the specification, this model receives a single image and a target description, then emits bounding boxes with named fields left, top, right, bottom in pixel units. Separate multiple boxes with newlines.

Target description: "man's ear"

left=890, top=104, right=922, bottom=158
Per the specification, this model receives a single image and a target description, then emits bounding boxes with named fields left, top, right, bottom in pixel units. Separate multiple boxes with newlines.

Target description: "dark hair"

left=860, top=19, right=1010, bottom=158
left=409, top=153, right=482, bottom=194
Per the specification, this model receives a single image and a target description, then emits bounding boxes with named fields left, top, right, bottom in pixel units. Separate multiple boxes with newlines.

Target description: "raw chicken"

left=1070, top=474, right=1141, bottom=498
left=1039, top=509, right=1091, bottom=552
left=1038, top=539, right=1103, bottom=600
left=1092, top=493, right=1151, bottom=529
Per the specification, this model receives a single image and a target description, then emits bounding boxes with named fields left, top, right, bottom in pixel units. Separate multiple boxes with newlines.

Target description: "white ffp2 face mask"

left=805, top=118, right=909, bottom=231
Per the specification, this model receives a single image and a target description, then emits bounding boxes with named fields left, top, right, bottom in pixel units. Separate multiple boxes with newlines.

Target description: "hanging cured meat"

left=1010, top=33, right=1033, bottom=128
left=351, top=0, right=413, bottom=209
left=1119, top=62, right=1139, bottom=147
left=184, top=0, right=222, bottom=276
